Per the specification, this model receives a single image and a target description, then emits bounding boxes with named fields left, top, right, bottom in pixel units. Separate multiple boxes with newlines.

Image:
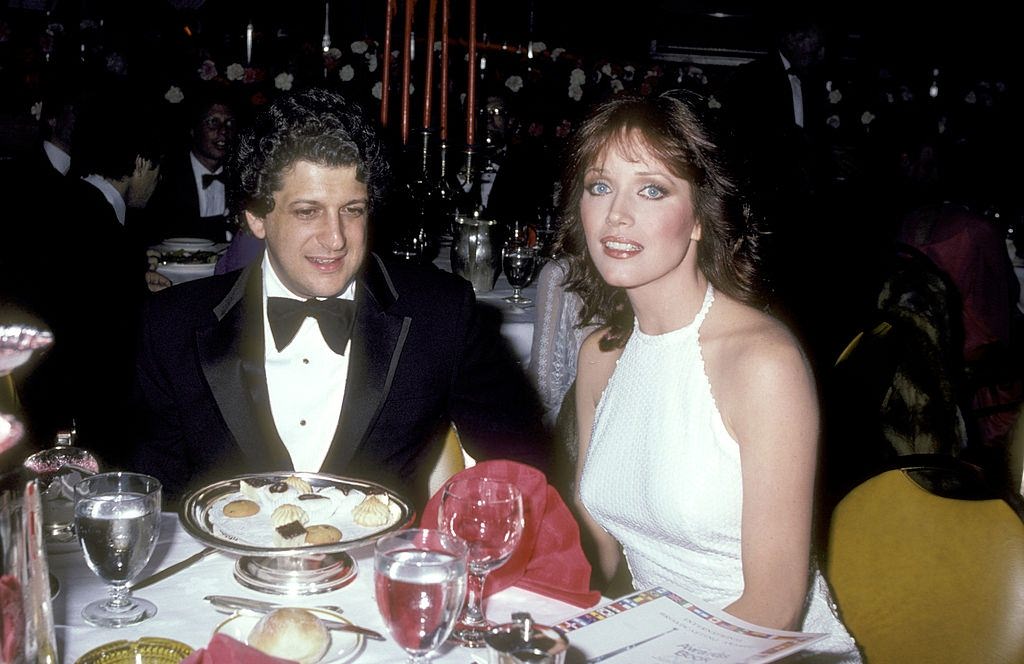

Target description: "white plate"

left=162, top=237, right=215, bottom=250
left=213, top=608, right=362, bottom=664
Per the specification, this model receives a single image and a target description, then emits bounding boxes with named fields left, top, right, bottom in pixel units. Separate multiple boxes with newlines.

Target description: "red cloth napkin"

left=420, top=459, right=602, bottom=608
left=180, top=634, right=296, bottom=664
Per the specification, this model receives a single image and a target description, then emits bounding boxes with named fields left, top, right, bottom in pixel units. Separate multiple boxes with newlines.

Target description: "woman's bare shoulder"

left=577, top=328, right=623, bottom=400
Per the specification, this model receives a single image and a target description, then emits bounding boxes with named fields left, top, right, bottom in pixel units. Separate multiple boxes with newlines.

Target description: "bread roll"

left=248, top=607, right=330, bottom=664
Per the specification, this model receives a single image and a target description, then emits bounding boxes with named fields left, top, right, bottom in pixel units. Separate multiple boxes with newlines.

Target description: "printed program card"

left=556, top=587, right=828, bottom=663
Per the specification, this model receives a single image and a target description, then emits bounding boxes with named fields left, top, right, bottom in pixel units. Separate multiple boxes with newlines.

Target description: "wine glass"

left=502, top=241, right=537, bottom=307
left=438, top=477, right=524, bottom=647
left=73, top=472, right=161, bottom=627
left=374, top=528, right=469, bottom=663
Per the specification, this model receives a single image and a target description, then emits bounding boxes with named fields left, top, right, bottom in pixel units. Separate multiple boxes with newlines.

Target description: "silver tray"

left=178, top=471, right=415, bottom=558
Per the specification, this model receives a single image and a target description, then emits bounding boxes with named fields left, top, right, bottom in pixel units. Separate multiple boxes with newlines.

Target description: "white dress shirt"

left=190, top=152, right=227, bottom=218
left=262, top=254, right=354, bottom=472
left=780, top=52, right=805, bottom=129
left=82, top=174, right=127, bottom=225
left=43, top=140, right=71, bottom=175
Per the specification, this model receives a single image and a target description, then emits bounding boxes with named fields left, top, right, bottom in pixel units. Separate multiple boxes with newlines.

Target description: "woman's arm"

left=573, top=329, right=624, bottom=588
left=718, top=326, right=820, bottom=630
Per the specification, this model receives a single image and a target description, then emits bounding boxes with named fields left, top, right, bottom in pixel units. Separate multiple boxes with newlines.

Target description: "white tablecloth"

left=49, top=514, right=588, bottom=663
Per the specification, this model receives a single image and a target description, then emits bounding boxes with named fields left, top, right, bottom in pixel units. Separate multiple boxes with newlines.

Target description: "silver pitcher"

left=451, top=216, right=502, bottom=293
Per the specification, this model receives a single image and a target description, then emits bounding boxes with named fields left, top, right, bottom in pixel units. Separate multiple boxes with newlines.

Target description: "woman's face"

left=579, top=135, right=701, bottom=298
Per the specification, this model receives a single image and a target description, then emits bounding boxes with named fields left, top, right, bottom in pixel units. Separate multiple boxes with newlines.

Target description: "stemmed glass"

left=502, top=238, right=537, bottom=307
left=438, top=477, right=525, bottom=647
left=374, top=528, right=469, bottom=663
left=74, top=472, right=161, bottom=627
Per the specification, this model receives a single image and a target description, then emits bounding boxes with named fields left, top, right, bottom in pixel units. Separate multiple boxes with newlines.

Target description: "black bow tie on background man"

left=267, top=297, right=356, bottom=355
left=202, top=171, right=226, bottom=188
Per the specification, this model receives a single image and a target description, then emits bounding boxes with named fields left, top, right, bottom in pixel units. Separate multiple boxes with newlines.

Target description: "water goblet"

left=74, top=471, right=161, bottom=627
left=438, top=477, right=524, bottom=647
left=502, top=243, right=537, bottom=307
left=374, top=528, right=469, bottom=663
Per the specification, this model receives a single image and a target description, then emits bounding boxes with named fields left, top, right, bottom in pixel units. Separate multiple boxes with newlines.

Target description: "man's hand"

left=146, top=269, right=172, bottom=293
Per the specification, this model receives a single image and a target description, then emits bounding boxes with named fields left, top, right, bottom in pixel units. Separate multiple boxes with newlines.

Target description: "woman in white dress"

left=554, top=93, right=862, bottom=660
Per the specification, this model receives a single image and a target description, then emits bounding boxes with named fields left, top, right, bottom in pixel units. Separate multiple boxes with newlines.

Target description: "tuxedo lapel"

left=325, top=254, right=410, bottom=470
left=198, top=263, right=292, bottom=469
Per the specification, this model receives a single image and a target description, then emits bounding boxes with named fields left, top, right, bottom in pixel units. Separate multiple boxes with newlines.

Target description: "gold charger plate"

left=75, top=637, right=193, bottom=664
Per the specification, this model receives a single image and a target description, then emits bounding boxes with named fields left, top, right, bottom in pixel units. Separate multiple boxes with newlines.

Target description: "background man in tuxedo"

left=127, top=88, right=549, bottom=508
left=142, top=88, right=239, bottom=244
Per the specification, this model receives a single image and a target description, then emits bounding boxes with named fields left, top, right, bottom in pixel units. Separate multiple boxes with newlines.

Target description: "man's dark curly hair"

left=552, top=92, right=766, bottom=350
left=228, top=87, right=391, bottom=218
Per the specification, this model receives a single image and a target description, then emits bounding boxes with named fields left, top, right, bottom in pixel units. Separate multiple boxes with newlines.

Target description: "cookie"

left=222, top=499, right=260, bottom=517
left=304, top=524, right=343, bottom=545
left=274, top=520, right=307, bottom=546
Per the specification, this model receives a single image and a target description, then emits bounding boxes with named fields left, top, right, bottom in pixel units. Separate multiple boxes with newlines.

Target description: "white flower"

left=30, top=101, right=42, bottom=120
left=434, top=40, right=442, bottom=52
left=371, top=81, right=383, bottom=100
left=826, top=114, right=841, bottom=129
left=623, top=65, right=635, bottom=81
left=708, top=95, right=722, bottom=110
left=164, top=86, right=185, bottom=104
left=593, top=70, right=603, bottom=84
left=569, top=84, right=583, bottom=101
left=274, top=72, right=294, bottom=91
left=937, top=117, right=946, bottom=134
left=860, top=110, right=875, bottom=125
left=409, top=83, right=415, bottom=96
left=885, top=92, right=895, bottom=104
left=701, top=75, right=708, bottom=85
left=339, top=64, right=355, bottom=81
left=197, top=59, right=218, bottom=81
left=601, top=63, right=612, bottom=76
left=570, top=68, right=586, bottom=85
left=550, top=47, right=565, bottom=60
left=531, top=41, right=546, bottom=53
left=686, top=65, right=703, bottom=78
left=829, top=89, right=843, bottom=104
left=351, top=40, right=368, bottom=54
left=505, top=75, right=523, bottom=92
left=899, top=85, right=913, bottom=102
left=327, top=47, right=342, bottom=60
left=610, top=79, right=624, bottom=93
left=226, top=63, right=245, bottom=81
left=367, top=54, right=378, bottom=72
left=965, top=90, right=977, bottom=104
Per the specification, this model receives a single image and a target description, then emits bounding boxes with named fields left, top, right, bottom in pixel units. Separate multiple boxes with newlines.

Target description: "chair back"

left=427, top=424, right=469, bottom=497
left=826, top=456, right=1024, bottom=663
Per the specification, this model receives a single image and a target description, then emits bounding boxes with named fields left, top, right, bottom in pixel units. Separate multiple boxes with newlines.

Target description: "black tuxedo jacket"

left=127, top=253, right=550, bottom=508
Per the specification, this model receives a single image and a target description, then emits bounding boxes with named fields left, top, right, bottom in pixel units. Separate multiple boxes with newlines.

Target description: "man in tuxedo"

left=127, top=88, right=550, bottom=508
left=142, top=89, right=238, bottom=244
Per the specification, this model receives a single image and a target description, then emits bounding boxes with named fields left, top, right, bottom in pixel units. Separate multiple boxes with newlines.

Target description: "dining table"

left=48, top=512, right=590, bottom=663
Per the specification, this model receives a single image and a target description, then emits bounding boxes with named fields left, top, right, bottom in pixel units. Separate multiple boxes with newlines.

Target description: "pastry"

left=247, top=608, right=330, bottom=664
left=271, top=504, right=309, bottom=527
left=304, top=524, right=343, bottom=544
left=296, top=493, right=337, bottom=521
left=222, top=499, right=260, bottom=518
left=283, top=475, right=313, bottom=494
left=273, top=520, right=307, bottom=546
left=352, top=494, right=393, bottom=527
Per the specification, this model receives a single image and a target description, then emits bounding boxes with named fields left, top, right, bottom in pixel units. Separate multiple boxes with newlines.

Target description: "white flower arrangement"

left=198, top=59, right=218, bottom=81
left=367, top=54, right=378, bottom=73
left=274, top=72, right=294, bottom=91
left=829, top=89, right=843, bottom=104
left=339, top=64, right=355, bottom=82
left=226, top=63, right=245, bottom=81
left=505, top=75, right=523, bottom=92
left=531, top=41, right=547, bottom=53
left=964, top=90, right=977, bottom=104
left=826, top=114, right=841, bottom=129
left=610, top=79, right=624, bottom=93
left=164, top=86, right=184, bottom=104
left=707, top=95, right=722, bottom=110
left=372, top=81, right=382, bottom=100
left=351, top=40, right=368, bottom=55
left=550, top=47, right=565, bottom=60
left=623, top=65, right=635, bottom=82
left=30, top=101, right=42, bottom=120
left=569, top=84, right=583, bottom=101
left=570, top=68, right=586, bottom=86
left=601, top=63, right=612, bottom=76
left=327, top=47, right=342, bottom=60
left=860, top=110, right=875, bottom=125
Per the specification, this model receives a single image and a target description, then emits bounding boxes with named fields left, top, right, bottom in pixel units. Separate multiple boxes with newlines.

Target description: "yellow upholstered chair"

left=826, top=456, right=1024, bottom=663
left=1008, top=402, right=1024, bottom=496
left=427, top=424, right=475, bottom=496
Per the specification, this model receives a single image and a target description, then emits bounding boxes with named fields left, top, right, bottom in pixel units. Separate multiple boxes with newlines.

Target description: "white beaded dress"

left=579, top=284, right=862, bottom=661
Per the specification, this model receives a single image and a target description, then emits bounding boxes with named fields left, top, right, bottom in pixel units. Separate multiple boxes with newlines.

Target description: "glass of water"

left=502, top=232, right=537, bottom=307
left=74, top=472, right=161, bottom=627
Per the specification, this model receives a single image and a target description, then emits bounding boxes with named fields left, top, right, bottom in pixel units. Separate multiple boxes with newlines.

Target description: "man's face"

left=192, top=103, right=236, bottom=169
left=245, top=160, right=369, bottom=299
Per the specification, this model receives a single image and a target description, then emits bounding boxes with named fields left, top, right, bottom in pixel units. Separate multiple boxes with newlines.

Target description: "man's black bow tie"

left=267, top=296, right=356, bottom=355
left=202, top=171, right=226, bottom=188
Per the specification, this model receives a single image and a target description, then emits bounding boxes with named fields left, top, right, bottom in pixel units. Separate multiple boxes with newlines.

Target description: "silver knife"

left=129, top=546, right=218, bottom=591
left=205, top=595, right=385, bottom=641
